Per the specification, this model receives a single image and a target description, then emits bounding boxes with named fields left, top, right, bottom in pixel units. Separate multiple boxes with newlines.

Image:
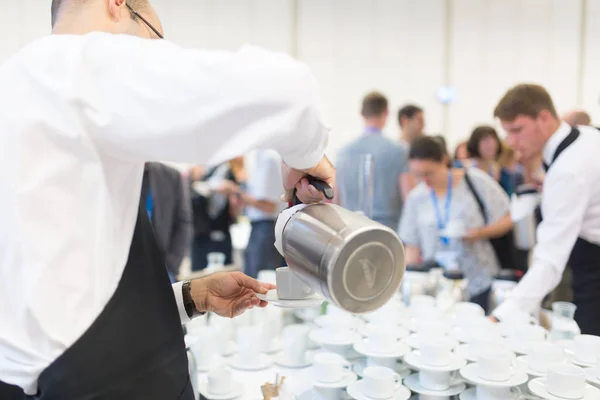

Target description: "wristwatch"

left=182, top=280, right=204, bottom=319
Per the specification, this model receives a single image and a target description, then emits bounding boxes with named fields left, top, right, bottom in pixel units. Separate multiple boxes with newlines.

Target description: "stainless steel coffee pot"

left=512, top=184, right=541, bottom=251
left=276, top=177, right=406, bottom=314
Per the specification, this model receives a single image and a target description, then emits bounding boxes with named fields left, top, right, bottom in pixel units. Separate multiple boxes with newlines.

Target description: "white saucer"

left=219, top=340, right=237, bottom=357
left=529, top=377, right=600, bottom=400
left=459, top=387, right=519, bottom=400
left=403, top=373, right=466, bottom=397
left=450, top=327, right=504, bottom=344
left=585, top=367, right=600, bottom=386
left=198, top=379, right=243, bottom=400
left=405, top=319, right=450, bottom=333
left=402, top=334, right=458, bottom=350
left=310, top=368, right=358, bottom=389
left=262, top=338, right=282, bottom=354
left=228, top=353, right=272, bottom=371
left=358, top=324, right=410, bottom=339
left=455, top=344, right=478, bottom=363
left=274, top=352, right=313, bottom=369
left=571, top=356, right=597, bottom=368
left=515, top=355, right=546, bottom=377
left=353, top=339, right=410, bottom=358
left=197, top=356, right=224, bottom=372
left=505, top=338, right=542, bottom=355
left=256, top=290, right=324, bottom=308
left=404, top=350, right=466, bottom=372
left=352, top=359, right=413, bottom=378
left=346, top=380, right=411, bottom=400
left=460, top=363, right=529, bottom=388
left=309, top=328, right=361, bottom=346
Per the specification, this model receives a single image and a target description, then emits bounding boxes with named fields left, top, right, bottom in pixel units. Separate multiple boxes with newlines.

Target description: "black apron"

left=25, top=201, right=194, bottom=399
left=543, top=127, right=600, bottom=335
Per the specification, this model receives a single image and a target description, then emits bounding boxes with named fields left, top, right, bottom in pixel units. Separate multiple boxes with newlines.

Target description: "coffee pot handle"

left=292, top=175, right=334, bottom=206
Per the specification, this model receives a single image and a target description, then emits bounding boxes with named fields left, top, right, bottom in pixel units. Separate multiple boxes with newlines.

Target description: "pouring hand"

left=190, top=272, right=276, bottom=318
left=281, top=155, right=335, bottom=204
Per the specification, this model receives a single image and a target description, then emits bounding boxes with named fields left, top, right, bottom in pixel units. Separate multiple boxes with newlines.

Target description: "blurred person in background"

left=241, top=149, right=286, bottom=278
left=399, top=137, right=513, bottom=312
left=336, top=92, right=411, bottom=229
left=398, top=104, right=426, bottom=147
left=562, top=109, right=591, bottom=126
left=142, top=162, right=193, bottom=282
left=189, top=157, right=245, bottom=271
left=491, top=84, right=600, bottom=334
left=453, top=141, right=469, bottom=165
left=460, top=125, right=518, bottom=196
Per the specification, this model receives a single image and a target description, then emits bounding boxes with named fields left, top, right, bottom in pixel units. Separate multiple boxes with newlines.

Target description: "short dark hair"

left=397, top=104, right=423, bottom=125
left=466, top=125, right=502, bottom=159
left=51, top=0, right=149, bottom=27
left=361, top=92, right=388, bottom=118
left=494, top=84, right=558, bottom=122
left=409, top=136, right=446, bottom=163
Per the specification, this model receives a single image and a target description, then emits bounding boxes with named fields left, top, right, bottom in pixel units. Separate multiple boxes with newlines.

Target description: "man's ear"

left=107, top=0, right=128, bottom=21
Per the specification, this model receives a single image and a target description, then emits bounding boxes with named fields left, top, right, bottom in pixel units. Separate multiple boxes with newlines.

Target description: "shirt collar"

left=364, top=126, right=382, bottom=135
left=542, top=121, right=571, bottom=165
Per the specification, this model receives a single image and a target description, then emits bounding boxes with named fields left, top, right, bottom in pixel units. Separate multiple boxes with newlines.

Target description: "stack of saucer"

left=403, top=337, right=467, bottom=399
left=346, top=366, right=411, bottom=400
left=584, top=354, right=600, bottom=387
left=505, top=324, right=548, bottom=355
left=403, top=319, right=456, bottom=350
left=275, top=324, right=313, bottom=369
left=305, top=352, right=358, bottom=400
left=459, top=346, right=528, bottom=400
left=570, top=334, right=600, bottom=368
left=198, top=366, right=243, bottom=400
left=528, top=363, right=600, bottom=400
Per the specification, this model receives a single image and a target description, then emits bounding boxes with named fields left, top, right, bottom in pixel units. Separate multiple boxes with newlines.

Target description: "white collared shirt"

left=0, top=33, right=328, bottom=394
left=493, top=122, right=600, bottom=321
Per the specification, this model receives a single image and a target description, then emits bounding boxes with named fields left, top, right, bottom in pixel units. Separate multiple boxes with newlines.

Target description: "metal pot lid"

left=328, top=228, right=405, bottom=314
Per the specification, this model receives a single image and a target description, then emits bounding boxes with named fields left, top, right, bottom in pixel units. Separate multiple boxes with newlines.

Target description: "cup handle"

left=342, top=361, right=352, bottom=375
left=449, top=370, right=460, bottom=384
left=393, top=372, right=402, bottom=390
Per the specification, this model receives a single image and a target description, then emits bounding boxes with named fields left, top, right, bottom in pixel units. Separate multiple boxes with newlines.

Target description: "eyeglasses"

left=126, top=3, right=164, bottom=39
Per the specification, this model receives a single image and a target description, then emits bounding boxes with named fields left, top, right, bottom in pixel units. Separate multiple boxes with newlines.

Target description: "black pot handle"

left=292, top=176, right=334, bottom=206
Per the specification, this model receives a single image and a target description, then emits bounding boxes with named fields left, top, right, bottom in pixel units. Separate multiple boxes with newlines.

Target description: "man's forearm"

left=477, top=214, right=513, bottom=239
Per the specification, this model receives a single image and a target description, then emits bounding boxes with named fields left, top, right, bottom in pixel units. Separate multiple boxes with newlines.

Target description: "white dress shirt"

left=245, top=149, right=285, bottom=221
left=493, top=122, right=600, bottom=321
left=0, top=33, right=328, bottom=394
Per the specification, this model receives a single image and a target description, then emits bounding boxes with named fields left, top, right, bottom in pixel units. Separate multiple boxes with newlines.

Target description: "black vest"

left=23, top=201, right=194, bottom=399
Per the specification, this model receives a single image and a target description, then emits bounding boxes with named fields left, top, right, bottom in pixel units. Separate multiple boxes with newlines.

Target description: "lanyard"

left=146, top=190, right=153, bottom=222
left=430, top=172, right=453, bottom=246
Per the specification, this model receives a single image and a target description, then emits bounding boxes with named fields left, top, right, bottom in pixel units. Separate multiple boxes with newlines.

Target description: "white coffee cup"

left=414, top=319, right=450, bottom=336
left=367, top=356, right=396, bottom=369
left=362, top=366, right=401, bottom=399
left=189, top=326, right=219, bottom=367
left=508, top=324, right=547, bottom=353
left=410, top=294, right=436, bottom=309
left=546, top=363, right=586, bottom=399
left=420, top=337, right=455, bottom=367
left=207, top=366, right=232, bottom=395
left=459, top=319, right=502, bottom=343
left=477, top=347, right=515, bottom=382
left=318, top=314, right=357, bottom=335
left=418, top=370, right=454, bottom=391
left=276, top=266, right=314, bottom=300
left=283, top=324, right=309, bottom=365
left=528, top=342, right=566, bottom=373
left=367, top=327, right=399, bottom=353
left=237, top=326, right=261, bottom=364
left=573, top=334, right=600, bottom=365
left=313, top=353, right=351, bottom=383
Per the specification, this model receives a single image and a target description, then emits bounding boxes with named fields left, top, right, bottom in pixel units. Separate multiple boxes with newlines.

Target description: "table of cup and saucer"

left=564, top=334, right=600, bottom=388
left=402, top=335, right=467, bottom=400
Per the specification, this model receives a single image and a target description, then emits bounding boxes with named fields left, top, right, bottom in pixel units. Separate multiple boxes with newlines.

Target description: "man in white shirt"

left=491, top=84, right=600, bottom=335
left=0, top=0, right=334, bottom=398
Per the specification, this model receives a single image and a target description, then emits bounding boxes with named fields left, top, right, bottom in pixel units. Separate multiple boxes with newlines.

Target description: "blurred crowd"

left=145, top=90, right=595, bottom=313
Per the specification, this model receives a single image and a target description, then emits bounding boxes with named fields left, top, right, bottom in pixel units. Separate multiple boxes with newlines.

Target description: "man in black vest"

left=491, top=84, right=600, bottom=335
left=0, top=0, right=335, bottom=399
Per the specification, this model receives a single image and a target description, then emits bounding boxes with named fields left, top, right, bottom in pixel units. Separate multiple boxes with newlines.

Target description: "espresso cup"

left=418, top=370, right=455, bottom=391
left=420, top=337, right=455, bottom=367
left=367, top=327, right=399, bottom=353
left=237, top=326, right=261, bottom=364
left=528, top=342, right=566, bottom=373
left=207, top=366, right=232, bottom=395
left=362, top=366, right=401, bottom=399
left=546, top=363, right=586, bottom=399
left=313, top=353, right=351, bottom=383
left=276, top=266, right=314, bottom=300
left=477, top=347, right=515, bottom=382
left=573, top=334, right=600, bottom=365
left=282, top=324, right=309, bottom=364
